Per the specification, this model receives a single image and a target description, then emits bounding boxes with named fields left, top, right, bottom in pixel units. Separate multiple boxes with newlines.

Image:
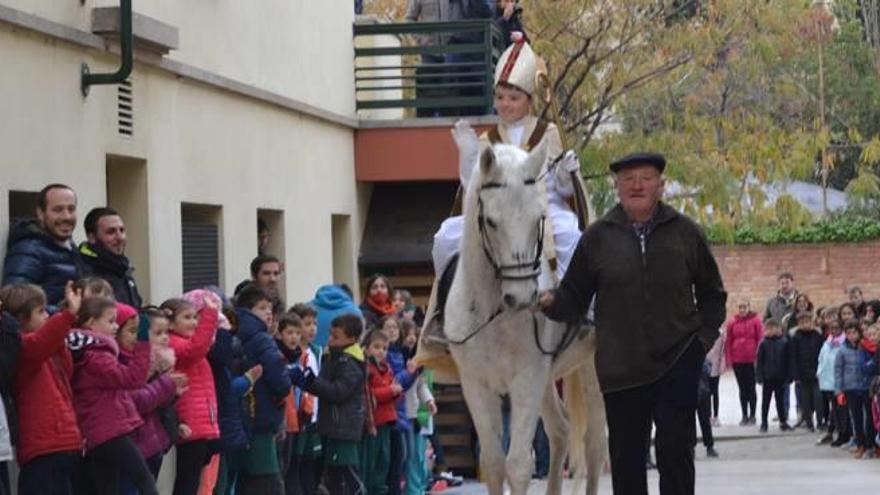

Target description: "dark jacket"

left=236, top=309, right=291, bottom=435
left=78, top=242, right=142, bottom=308
left=545, top=202, right=727, bottom=393
left=763, top=290, right=797, bottom=325
left=208, top=326, right=249, bottom=449
left=386, top=344, right=416, bottom=431
left=303, top=343, right=366, bottom=442
left=3, top=221, right=83, bottom=309
left=495, top=5, right=527, bottom=45
left=756, top=335, right=789, bottom=383
left=789, top=328, right=824, bottom=382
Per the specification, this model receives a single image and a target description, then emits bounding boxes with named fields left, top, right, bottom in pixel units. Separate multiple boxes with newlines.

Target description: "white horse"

left=445, top=137, right=606, bottom=495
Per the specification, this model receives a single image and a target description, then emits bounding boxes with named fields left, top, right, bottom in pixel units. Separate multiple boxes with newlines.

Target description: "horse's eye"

left=486, top=218, right=498, bottom=229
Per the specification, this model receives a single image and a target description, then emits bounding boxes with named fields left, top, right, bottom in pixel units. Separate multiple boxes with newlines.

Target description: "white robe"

left=432, top=117, right=579, bottom=282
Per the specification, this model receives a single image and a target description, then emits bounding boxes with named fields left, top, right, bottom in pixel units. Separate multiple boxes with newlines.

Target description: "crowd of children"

left=0, top=270, right=441, bottom=495
left=723, top=286, right=880, bottom=459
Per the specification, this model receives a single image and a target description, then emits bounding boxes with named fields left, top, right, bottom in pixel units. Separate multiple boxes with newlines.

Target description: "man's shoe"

left=739, top=418, right=749, bottom=426
left=706, top=446, right=719, bottom=458
left=780, top=423, right=793, bottom=431
left=760, top=424, right=768, bottom=433
left=816, top=433, right=833, bottom=445
left=831, top=437, right=850, bottom=447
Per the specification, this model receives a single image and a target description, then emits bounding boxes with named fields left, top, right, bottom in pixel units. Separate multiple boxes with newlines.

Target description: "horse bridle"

left=476, top=180, right=545, bottom=282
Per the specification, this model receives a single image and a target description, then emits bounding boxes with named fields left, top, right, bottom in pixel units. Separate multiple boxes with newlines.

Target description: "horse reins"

left=477, top=181, right=545, bottom=281
left=442, top=169, right=579, bottom=359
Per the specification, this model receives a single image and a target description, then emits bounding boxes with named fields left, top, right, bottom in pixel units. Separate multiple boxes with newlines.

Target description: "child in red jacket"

left=161, top=292, right=220, bottom=495
left=69, top=297, right=155, bottom=495
left=361, top=329, right=402, bottom=495
left=2, top=282, right=81, bottom=495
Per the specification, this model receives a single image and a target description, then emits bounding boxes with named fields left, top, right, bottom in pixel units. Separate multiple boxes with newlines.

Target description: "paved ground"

left=439, top=372, right=880, bottom=494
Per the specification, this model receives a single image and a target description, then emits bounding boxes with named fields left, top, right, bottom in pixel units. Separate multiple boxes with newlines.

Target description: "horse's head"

left=473, top=139, right=548, bottom=310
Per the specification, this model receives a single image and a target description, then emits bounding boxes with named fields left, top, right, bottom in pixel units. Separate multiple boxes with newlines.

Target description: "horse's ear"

left=525, top=138, right=548, bottom=178
left=480, top=146, right=496, bottom=175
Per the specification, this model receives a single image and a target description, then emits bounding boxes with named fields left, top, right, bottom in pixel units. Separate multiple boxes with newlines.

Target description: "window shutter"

left=181, top=222, right=219, bottom=292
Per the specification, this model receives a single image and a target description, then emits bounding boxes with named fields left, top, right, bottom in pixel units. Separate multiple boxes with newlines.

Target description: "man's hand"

left=535, top=291, right=555, bottom=312
left=502, top=1, right=515, bottom=20
left=64, top=281, right=83, bottom=316
left=390, top=383, right=403, bottom=395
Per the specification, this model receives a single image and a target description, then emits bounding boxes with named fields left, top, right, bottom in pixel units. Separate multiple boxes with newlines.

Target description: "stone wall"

left=713, top=240, right=880, bottom=319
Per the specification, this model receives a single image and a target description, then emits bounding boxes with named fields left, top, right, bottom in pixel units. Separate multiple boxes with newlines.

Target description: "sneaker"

left=816, top=434, right=833, bottom=445
left=437, top=472, right=463, bottom=487
left=760, top=424, right=768, bottom=433
left=706, top=446, right=719, bottom=458
left=831, top=437, right=851, bottom=447
left=862, top=449, right=876, bottom=459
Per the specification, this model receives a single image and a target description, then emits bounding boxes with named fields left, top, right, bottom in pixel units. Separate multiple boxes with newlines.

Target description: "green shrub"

left=706, top=216, right=880, bottom=244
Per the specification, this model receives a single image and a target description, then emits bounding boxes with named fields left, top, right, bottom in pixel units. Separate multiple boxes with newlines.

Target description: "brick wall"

left=713, top=240, right=880, bottom=319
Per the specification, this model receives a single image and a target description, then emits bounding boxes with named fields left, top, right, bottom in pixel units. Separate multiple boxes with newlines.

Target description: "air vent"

left=118, top=80, right=133, bottom=137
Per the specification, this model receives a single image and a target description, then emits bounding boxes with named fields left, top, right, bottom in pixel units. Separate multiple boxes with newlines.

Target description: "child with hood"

left=69, top=298, right=155, bottom=494
left=117, top=306, right=188, bottom=480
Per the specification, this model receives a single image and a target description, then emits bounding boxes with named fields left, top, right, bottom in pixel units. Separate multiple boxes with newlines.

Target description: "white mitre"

left=494, top=40, right=540, bottom=95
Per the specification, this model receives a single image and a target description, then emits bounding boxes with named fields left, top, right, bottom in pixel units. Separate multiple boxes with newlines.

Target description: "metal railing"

left=353, top=20, right=505, bottom=116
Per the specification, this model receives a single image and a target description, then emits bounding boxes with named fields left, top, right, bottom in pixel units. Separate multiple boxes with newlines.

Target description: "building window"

left=181, top=203, right=223, bottom=292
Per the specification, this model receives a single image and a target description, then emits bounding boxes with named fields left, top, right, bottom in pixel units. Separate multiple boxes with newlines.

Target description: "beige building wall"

left=0, top=2, right=365, bottom=305
left=1, top=0, right=356, bottom=116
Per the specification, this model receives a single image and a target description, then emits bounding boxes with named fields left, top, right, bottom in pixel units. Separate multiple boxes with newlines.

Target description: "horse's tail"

left=562, top=330, right=607, bottom=495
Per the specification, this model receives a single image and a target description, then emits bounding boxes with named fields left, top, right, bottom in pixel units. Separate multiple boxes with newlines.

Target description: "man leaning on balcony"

left=405, top=0, right=465, bottom=117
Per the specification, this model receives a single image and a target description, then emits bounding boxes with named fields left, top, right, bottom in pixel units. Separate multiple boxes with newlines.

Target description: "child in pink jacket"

left=116, top=305, right=186, bottom=481
left=70, top=298, right=155, bottom=495
left=161, top=291, right=220, bottom=495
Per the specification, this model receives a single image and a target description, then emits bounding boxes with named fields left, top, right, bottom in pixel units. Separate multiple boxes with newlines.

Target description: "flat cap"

left=609, top=152, right=666, bottom=173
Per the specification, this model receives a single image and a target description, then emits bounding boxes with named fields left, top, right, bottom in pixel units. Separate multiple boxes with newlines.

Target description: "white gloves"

left=559, top=150, right=581, bottom=173
left=452, top=120, right=481, bottom=187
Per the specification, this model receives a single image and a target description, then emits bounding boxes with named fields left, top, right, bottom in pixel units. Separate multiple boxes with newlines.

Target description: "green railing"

left=353, top=20, right=505, bottom=116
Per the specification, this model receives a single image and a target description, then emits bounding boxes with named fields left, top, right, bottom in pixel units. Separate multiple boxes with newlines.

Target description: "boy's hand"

left=64, top=281, right=83, bottom=316
left=178, top=423, right=192, bottom=439
left=390, top=383, right=403, bottom=395
left=246, top=364, right=264, bottom=382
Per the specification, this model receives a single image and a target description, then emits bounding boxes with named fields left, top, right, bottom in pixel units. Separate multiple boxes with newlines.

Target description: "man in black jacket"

left=78, top=207, right=142, bottom=307
left=538, top=152, right=727, bottom=495
left=2, top=184, right=84, bottom=310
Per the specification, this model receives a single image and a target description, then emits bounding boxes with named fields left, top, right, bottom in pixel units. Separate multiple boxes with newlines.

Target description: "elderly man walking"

left=539, top=153, right=727, bottom=495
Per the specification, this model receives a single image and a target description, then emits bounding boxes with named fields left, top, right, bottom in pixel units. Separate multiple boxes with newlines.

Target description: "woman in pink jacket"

left=162, top=292, right=219, bottom=495
left=724, top=300, right=764, bottom=426
left=70, top=299, right=155, bottom=495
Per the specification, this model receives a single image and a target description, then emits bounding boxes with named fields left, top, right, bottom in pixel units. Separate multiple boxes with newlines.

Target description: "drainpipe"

left=81, top=0, right=133, bottom=97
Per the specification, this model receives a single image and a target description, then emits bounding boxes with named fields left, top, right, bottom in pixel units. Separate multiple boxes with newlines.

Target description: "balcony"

left=353, top=18, right=504, bottom=182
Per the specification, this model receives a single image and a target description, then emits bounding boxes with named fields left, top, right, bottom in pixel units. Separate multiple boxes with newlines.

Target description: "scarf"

left=365, top=293, right=395, bottom=317
left=826, top=333, right=845, bottom=348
